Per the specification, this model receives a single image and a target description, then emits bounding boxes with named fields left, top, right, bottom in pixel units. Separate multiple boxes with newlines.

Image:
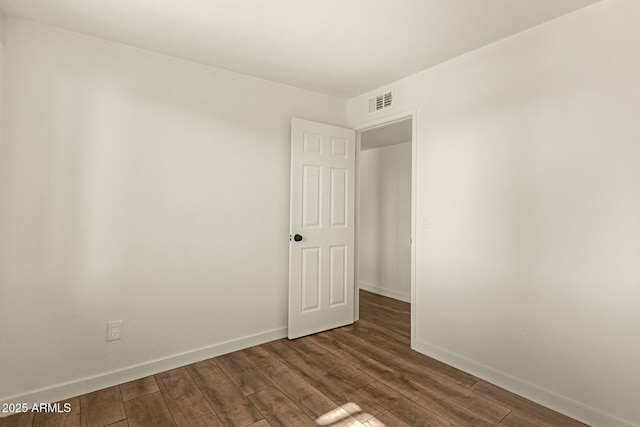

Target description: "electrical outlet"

left=422, top=215, right=430, bottom=229
left=106, top=320, right=122, bottom=341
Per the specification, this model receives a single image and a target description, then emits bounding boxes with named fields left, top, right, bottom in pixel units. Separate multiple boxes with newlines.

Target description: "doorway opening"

left=356, top=116, right=414, bottom=347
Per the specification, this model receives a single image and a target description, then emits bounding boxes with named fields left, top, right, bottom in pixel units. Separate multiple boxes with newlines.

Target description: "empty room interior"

left=359, top=118, right=413, bottom=307
left=1, top=0, right=639, bottom=426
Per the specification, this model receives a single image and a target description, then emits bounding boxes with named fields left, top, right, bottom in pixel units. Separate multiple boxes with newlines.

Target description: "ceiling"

left=361, top=119, right=412, bottom=151
left=0, top=0, right=601, bottom=97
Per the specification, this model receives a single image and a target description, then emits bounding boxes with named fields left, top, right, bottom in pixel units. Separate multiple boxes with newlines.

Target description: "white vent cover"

left=368, top=91, right=393, bottom=113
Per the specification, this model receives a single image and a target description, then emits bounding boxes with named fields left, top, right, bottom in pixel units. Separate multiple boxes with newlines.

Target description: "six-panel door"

left=288, top=118, right=355, bottom=339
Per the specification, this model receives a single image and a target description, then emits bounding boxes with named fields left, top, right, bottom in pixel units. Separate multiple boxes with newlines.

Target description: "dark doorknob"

left=294, top=234, right=303, bottom=242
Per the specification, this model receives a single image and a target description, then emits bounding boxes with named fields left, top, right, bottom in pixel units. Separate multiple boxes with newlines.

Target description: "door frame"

left=353, top=109, right=417, bottom=348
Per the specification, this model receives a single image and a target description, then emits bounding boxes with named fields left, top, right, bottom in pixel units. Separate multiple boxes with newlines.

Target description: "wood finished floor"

left=1, top=290, right=588, bottom=427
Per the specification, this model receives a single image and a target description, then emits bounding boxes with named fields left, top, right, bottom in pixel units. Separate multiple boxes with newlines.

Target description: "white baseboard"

left=413, top=339, right=637, bottom=427
left=0, top=327, right=287, bottom=417
left=359, top=282, right=410, bottom=303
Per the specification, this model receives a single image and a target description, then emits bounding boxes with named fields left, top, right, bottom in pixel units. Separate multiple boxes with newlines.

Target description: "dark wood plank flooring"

left=0, top=290, right=588, bottom=426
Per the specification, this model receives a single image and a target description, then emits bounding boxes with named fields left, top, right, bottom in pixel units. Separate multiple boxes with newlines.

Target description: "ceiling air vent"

left=368, top=91, right=393, bottom=113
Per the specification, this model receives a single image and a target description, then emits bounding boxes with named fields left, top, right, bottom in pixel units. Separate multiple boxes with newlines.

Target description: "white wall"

left=349, top=1, right=640, bottom=426
left=359, top=142, right=411, bottom=302
left=0, top=18, right=346, bottom=405
left=0, top=15, right=4, bottom=148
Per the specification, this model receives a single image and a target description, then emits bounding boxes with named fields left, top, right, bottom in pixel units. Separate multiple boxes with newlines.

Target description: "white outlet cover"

left=107, top=320, right=123, bottom=341
left=422, top=215, right=430, bottom=229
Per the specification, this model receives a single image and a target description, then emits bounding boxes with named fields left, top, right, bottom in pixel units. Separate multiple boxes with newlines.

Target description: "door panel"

left=302, top=165, right=322, bottom=228
left=301, top=247, right=321, bottom=312
left=329, top=245, right=347, bottom=307
left=330, top=168, right=348, bottom=227
left=289, top=118, right=355, bottom=339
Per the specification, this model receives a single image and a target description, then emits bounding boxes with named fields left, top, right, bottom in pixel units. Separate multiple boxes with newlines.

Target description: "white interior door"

left=288, top=118, right=356, bottom=339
